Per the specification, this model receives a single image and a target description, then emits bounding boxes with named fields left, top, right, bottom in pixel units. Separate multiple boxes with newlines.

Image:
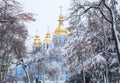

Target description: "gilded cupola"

left=33, top=34, right=42, bottom=46
left=43, top=28, right=52, bottom=43
left=54, top=7, right=68, bottom=35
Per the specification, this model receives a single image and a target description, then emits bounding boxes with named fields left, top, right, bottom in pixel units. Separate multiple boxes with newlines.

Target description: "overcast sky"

left=17, top=0, right=120, bottom=49
left=17, top=0, right=71, bottom=47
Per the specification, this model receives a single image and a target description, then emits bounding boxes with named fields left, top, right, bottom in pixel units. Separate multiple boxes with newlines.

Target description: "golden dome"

left=33, top=34, right=42, bottom=46
left=43, top=37, right=52, bottom=43
left=46, top=31, right=50, bottom=37
left=54, top=24, right=62, bottom=35
left=54, top=8, right=68, bottom=35
left=43, top=30, right=52, bottom=43
left=33, top=39, right=42, bottom=46
left=33, top=39, right=37, bottom=45
left=54, top=24, right=68, bottom=35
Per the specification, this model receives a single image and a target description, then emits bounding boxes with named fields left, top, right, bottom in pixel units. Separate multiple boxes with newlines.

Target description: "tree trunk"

left=103, top=0, right=120, bottom=64
left=22, top=65, right=30, bottom=83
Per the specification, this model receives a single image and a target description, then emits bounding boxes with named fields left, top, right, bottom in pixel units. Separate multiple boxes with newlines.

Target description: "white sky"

left=17, top=0, right=120, bottom=49
left=17, top=0, right=71, bottom=46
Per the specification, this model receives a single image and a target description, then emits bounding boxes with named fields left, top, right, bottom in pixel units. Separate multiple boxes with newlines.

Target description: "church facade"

left=13, top=9, right=68, bottom=82
left=32, top=9, right=68, bottom=81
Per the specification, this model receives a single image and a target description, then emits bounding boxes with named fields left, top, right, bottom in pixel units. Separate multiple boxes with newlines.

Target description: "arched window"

left=46, top=44, right=49, bottom=49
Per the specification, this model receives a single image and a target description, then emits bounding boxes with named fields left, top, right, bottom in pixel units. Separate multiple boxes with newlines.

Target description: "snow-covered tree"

left=0, top=0, right=35, bottom=82
left=64, top=0, right=120, bottom=82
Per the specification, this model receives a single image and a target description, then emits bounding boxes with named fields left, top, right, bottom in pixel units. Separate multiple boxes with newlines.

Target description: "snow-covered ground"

left=33, top=80, right=64, bottom=83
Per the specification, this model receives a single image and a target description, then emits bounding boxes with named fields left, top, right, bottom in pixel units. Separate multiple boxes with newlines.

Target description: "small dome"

left=33, top=34, right=42, bottom=46
left=33, top=39, right=37, bottom=45
left=43, top=37, right=52, bottom=43
left=43, top=30, right=52, bottom=43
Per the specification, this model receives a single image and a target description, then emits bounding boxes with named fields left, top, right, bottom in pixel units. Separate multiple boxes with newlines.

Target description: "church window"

left=46, top=44, right=49, bottom=49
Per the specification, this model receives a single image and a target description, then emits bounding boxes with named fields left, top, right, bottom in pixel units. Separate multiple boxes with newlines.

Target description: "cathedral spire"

left=60, top=6, right=62, bottom=15
left=58, top=6, right=64, bottom=25
left=47, top=26, right=49, bottom=33
left=46, top=26, right=50, bottom=38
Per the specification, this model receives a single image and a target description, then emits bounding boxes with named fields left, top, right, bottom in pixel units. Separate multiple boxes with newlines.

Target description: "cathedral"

left=32, top=9, right=68, bottom=50
left=13, top=9, right=68, bottom=82
left=32, top=9, right=68, bottom=81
